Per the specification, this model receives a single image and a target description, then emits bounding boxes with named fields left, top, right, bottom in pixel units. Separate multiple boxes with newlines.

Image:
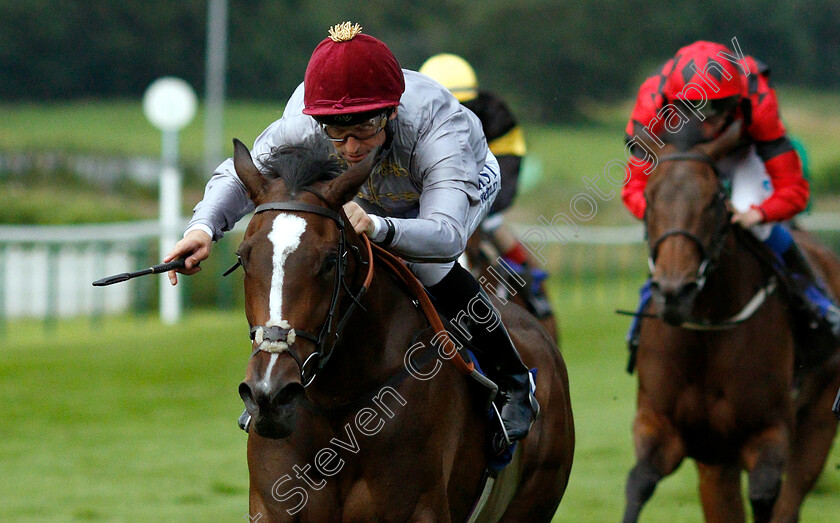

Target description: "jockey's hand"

left=163, top=229, right=212, bottom=286
left=731, top=207, right=763, bottom=229
left=343, top=202, right=375, bottom=236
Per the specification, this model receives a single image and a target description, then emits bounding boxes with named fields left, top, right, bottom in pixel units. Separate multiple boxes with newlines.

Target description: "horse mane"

left=256, top=140, right=345, bottom=196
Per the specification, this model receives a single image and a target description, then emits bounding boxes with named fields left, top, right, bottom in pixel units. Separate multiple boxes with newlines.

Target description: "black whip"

left=92, top=259, right=187, bottom=287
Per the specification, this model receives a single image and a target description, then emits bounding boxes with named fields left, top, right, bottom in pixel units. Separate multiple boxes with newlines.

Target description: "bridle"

left=646, top=152, right=731, bottom=294
left=617, top=149, right=779, bottom=331
left=237, top=200, right=374, bottom=387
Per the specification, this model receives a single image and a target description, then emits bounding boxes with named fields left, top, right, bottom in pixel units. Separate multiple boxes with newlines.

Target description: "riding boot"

left=500, top=256, right=553, bottom=319
left=427, top=263, right=539, bottom=450
left=520, top=262, right=553, bottom=320
left=780, top=242, right=840, bottom=340
left=626, top=280, right=653, bottom=373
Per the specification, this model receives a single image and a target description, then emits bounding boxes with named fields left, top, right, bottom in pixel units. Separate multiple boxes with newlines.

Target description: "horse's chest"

left=673, top=385, right=768, bottom=460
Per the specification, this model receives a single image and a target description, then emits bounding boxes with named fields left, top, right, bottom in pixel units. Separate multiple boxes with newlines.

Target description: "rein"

left=617, top=277, right=778, bottom=331
left=627, top=151, right=779, bottom=330
left=246, top=201, right=374, bottom=387
left=241, top=199, right=473, bottom=389
left=646, top=152, right=730, bottom=294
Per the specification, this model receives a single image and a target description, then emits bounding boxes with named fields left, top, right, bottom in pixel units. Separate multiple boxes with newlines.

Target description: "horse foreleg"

left=405, top=491, right=452, bottom=523
left=248, top=489, right=270, bottom=522
left=622, top=412, right=686, bottom=523
left=741, top=424, right=789, bottom=523
left=696, top=463, right=745, bottom=523
left=774, top=366, right=840, bottom=523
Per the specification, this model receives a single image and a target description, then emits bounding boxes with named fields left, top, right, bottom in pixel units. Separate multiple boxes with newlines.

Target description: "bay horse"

left=462, top=230, right=559, bottom=344
left=623, top=122, right=840, bottom=523
left=229, top=138, right=574, bottom=522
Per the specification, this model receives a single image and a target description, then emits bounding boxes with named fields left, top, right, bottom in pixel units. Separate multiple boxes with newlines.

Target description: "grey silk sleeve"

left=186, top=114, right=320, bottom=240
left=382, top=184, right=472, bottom=262
left=187, top=159, right=254, bottom=241
left=377, top=106, right=492, bottom=262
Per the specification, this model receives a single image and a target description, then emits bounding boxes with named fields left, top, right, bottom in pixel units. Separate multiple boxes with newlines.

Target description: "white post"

left=159, top=130, right=182, bottom=324
left=204, top=0, right=228, bottom=175
left=143, top=78, right=197, bottom=324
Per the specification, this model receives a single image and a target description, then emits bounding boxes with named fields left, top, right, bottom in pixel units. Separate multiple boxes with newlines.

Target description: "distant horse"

left=229, top=139, right=574, bottom=522
left=623, top=123, right=840, bottom=523
left=462, top=230, right=559, bottom=344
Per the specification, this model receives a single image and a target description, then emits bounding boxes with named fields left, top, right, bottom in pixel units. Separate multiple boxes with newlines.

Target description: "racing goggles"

left=319, top=112, right=389, bottom=143
left=680, top=95, right=740, bottom=120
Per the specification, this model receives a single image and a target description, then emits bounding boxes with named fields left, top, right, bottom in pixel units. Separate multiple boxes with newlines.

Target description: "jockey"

left=623, top=40, right=840, bottom=357
left=164, top=22, right=538, bottom=449
left=419, top=53, right=553, bottom=320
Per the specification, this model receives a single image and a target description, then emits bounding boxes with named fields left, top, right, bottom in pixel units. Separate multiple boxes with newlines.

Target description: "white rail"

left=1, top=214, right=837, bottom=320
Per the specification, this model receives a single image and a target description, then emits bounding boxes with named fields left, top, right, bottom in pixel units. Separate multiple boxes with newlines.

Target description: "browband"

left=254, top=202, right=344, bottom=227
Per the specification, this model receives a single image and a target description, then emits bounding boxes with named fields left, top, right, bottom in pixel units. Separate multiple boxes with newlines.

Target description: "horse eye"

left=321, top=254, right=338, bottom=275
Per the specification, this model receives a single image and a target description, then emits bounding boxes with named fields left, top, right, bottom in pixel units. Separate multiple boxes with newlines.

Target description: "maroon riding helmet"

left=303, top=22, right=405, bottom=126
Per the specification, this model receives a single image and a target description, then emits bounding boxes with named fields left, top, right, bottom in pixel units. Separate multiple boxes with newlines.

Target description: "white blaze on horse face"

left=260, top=352, right=280, bottom=391
left=259, top=214, right=307, bottom=352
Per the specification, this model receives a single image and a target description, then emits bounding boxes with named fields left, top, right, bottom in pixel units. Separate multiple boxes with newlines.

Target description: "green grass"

left=550, top=278, right=707, bottom=522
left=0, top=100, right=283, bottom=165
left=2, top=279, right=839, bottom=522
left=0, top=182, right=158, bottom=225
left=0, top=312, right=251, bottom=522
left=2, top=92, right=840, bottom=225
left=518, top=122, right=635, bottom=226
left=1, top=93, right=840, bottom=519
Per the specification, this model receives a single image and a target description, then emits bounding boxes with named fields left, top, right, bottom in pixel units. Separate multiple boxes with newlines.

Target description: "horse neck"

left=308, top=263, right=425, bottom=403
left=695, top=233, right=766, bottom=318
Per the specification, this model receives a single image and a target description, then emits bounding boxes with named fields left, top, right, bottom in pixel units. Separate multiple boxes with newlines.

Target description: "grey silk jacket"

left=187, top=70, right=500, bottom=263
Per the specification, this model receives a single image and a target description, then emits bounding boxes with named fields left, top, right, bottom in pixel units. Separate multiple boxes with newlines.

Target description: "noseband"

left=646, top=152, right=731, bottom=292
left=245, top=200, right=374, bottom=387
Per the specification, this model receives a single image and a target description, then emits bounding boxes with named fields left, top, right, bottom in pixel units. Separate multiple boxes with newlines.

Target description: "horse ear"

left=232, top=138, right=266, bottom=201
left=323, top=150, right=378, bottom=205
left=699, top=120, right=744, bottom=161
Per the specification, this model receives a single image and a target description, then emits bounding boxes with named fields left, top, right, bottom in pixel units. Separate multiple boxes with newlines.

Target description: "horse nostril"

left=649, top=281, right=661, bottom=295
left=678, top=281, right=699, bottom=299
left=273, top=382, right=304, bottom=407
left=239, top=382, right=258, bottom=412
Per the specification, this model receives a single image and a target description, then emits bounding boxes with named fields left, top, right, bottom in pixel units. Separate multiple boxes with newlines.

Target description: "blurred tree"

left=0, top=0, right=838, bottom=122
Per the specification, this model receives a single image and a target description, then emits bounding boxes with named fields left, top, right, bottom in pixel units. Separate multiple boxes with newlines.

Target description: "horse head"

left=232, top=138, right=376, bottom=439
left=643, top=121, right=743, bottom=325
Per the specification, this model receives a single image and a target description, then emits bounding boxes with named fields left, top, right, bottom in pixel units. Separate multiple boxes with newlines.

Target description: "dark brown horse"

left=462, top=230, right=559, bottom=344
left=623, top=124, right=839, bottom=523
left=229, top=139, right=574, bottom=522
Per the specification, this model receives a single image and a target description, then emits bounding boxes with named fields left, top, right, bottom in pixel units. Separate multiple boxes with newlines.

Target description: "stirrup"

left=490, top=392, right=539, bottom=455
left=490, top=403, right=512, bottom=455
left=490, top=373, right=538, bottom=454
